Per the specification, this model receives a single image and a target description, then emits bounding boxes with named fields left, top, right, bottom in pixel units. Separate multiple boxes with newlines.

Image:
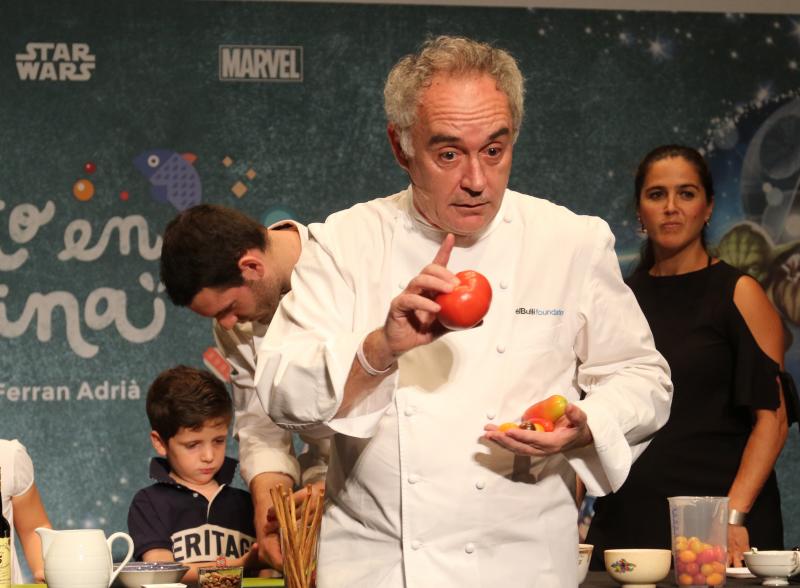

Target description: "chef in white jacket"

left=256, top=36, right=672, bottom=587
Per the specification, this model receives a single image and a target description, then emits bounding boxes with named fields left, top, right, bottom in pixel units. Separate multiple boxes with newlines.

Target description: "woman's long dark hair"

left=633, top=144, right=715, bottom=274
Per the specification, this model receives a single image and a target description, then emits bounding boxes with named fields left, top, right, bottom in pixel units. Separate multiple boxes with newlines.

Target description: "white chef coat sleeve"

left=8, top=440, right=34, bottom=498
left=214, top=324, right=302, bottom=486
left=565, top=219, right=672, bottom=496
left=255, top=225, right=397, bottom=440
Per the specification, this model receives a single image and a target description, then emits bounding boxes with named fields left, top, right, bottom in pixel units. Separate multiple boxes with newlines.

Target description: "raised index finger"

left=432, top=233, right=455, bottom=268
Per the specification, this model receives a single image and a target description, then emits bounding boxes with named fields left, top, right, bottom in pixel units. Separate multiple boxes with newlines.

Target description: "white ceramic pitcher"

left=36, top=527, right=134, bottom=588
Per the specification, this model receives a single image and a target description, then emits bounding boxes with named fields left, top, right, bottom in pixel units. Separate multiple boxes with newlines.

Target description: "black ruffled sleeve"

left=730, top=303, right=800, bottom=428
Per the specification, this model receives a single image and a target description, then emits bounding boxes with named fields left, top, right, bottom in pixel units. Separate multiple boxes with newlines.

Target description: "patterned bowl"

left=604, top=548, right=672, bottom=587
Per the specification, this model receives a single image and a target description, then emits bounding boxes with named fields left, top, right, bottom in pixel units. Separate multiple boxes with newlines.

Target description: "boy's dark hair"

left=146, top=365, right=233, bottom=442
left=160, top=204, right=268, bottom=306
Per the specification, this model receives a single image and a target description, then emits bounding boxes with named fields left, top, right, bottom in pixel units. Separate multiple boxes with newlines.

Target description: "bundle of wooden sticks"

left=269, top=484, right=324, bottom=588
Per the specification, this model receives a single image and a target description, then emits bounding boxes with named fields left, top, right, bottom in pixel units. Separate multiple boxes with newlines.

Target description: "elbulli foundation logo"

left=516, top=307, right=565, bottom=316
left=16, top=42, right=95, bottom=81
left=219, top=45, right=303, bottom=82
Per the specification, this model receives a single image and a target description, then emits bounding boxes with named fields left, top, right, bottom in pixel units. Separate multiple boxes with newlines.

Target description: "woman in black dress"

left=586, top=145, right=794, bottom=570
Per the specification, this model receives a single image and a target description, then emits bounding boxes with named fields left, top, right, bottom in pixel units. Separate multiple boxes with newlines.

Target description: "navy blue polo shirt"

left=127, top=457, right=256, bottom=562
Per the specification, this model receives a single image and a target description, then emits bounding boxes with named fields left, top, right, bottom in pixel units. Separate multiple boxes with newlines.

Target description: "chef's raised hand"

left=385, top=233, right=457, bottom=353
left=483, top=403, right=594, bottom=456
left=357, top=234, right=458, bottom=375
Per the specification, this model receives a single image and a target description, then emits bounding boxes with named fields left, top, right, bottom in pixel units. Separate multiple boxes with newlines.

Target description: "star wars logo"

left=15, top=42, right=95, bottom=81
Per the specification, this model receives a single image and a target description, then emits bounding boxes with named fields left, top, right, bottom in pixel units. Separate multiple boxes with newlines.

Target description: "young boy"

left=128, top=366, right=262, bottom=583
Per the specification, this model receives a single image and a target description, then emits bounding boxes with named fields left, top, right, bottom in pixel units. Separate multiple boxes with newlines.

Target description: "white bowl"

left=743, top=550, right=800, bottom=586
left=578, top=544, right=593, bottom=584
left=113, top=561, right=189, bottom=588
left=604, top=548, right=671, bottom=587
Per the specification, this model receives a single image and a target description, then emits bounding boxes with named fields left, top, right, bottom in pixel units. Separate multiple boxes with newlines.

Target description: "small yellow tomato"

left=678, top=549, right=697, bottom=563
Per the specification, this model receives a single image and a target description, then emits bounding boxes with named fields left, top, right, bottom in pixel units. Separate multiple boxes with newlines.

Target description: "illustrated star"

left=647, top=38, right=671, bottom=60
left=754, top=84, right=772, bottom=103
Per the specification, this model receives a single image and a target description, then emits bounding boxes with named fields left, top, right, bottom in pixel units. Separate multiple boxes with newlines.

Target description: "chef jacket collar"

left=403, top=185, right=509, bottom=245
left=148, top=456, right=238, bottom=487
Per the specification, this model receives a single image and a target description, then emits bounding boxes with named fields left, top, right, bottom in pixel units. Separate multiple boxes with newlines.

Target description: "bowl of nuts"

left=198, top=566, right=244, bottom=588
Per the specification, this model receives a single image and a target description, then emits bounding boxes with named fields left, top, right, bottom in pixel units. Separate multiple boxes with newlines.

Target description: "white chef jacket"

left=256, top=189, right=672, bottom=588
left=213, top=220, right=328, bottom=487
left=1, top=439, right=35, bottom=584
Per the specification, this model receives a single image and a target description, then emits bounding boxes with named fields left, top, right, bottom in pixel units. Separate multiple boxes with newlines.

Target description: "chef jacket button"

left=486, top=411, right=496, bottom=420
left=408, top=474, right=420, bottom=484
left=496, top=344, right=506, bottom=354
left=192, top=492, right=199, bottom=498
left=503, top=214, right=512, bottom=223
left=398, top=282, right=405, bottom=289
left=475, top=480, right=486, bottom=490
left=411, top=540, right=422, bottom=550
left=404, top=406, right=416, bottom=417
left=500, top=280, right=509, bottom=289
left=465, top=542, right=476, bottom=554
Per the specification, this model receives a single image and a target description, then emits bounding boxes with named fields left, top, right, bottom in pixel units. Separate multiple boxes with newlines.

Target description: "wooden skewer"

left=270, top=486, right=303, bottom=588
left=270, top=484, right=324, bottom=588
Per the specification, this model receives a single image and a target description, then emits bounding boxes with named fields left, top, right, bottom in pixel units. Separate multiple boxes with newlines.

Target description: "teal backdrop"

left=1, top=0, right=800, bottom=577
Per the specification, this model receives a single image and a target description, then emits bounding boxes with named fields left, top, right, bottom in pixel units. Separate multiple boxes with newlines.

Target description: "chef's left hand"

left=483, top=404, right=593, bottom=456
left=728, top=524, right=750, bottom=567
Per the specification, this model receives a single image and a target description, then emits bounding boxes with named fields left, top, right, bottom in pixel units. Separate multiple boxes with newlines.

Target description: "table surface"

left=11, top=570, right=800, bottom=587
left=11, top=580, right=284, bottom=588
left=581, top=570, right=800, bottom=586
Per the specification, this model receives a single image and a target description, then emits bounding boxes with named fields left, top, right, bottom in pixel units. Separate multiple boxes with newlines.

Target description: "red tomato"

left=435, top=270, right=492, bottom=330
left=697, top=548, right=715, bottom=565
left=522, top=395, right=568, bottom=423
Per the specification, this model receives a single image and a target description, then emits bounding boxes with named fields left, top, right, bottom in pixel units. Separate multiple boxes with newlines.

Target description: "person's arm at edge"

left=11, top=482, right=51, bottom=583
left=726, top=275, right=789, bottom=566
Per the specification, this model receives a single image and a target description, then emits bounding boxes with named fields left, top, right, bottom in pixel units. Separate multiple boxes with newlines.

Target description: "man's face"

left=152, top=418, right=229, bottom=488
left=189, top=274, right=283, bottom=330
left=397, top=72, right=515, bottom=236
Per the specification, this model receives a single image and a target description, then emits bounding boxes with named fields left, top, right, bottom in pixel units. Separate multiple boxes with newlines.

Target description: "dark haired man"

left=160, top=204, right=327, bottom=570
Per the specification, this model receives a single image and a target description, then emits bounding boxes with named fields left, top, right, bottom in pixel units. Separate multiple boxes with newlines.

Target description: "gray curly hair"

left=384, top=35, right=525, bottom=157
